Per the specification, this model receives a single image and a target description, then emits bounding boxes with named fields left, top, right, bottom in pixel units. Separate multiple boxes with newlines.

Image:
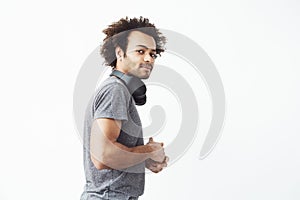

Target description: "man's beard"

left=128, top=65, right=152, bottom=79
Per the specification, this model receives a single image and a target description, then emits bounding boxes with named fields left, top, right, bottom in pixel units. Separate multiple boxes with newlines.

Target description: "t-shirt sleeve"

left=93, top=83, right=129, bottom=121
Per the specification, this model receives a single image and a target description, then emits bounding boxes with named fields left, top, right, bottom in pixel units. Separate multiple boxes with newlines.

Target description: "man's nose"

left=144, top=53, right=154, bottom=62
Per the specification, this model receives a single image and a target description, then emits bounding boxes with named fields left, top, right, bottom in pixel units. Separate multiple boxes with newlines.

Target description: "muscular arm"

left=90, top=118, right=164, bottom=170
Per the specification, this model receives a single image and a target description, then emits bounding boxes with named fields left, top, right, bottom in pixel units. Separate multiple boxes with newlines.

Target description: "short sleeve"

left=93, top=82, right=130, bottom=121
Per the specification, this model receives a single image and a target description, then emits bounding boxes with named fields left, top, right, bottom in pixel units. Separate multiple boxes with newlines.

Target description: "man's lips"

left=140, top=64, right=153, bottom=70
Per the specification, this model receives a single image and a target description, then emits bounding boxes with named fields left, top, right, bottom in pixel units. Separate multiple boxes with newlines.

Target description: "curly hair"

left=100, top=16, right=167, bottom=68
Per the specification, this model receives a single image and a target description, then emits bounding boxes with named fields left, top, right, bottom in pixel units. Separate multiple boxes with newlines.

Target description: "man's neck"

left=115, top=64, right=128, bottom=74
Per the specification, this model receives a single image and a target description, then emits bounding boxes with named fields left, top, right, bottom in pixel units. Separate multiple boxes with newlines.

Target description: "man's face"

left=122, top=31, right=157, bottom=79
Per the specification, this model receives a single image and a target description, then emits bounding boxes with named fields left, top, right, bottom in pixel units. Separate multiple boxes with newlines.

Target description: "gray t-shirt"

left=81, top=76, right=145, bottom=199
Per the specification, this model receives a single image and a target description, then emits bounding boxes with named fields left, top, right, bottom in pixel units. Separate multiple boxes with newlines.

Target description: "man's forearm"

left=104, top=141, right=153, bottom=169
left=91, top=138, right=154, bottom=170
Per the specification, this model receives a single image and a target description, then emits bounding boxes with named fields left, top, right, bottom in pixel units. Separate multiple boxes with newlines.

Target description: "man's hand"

left=145, top=137, right=168, bottom=173
left=146, top=137, right=165, bottom=163
left=145, top=156, right=169, bottom=173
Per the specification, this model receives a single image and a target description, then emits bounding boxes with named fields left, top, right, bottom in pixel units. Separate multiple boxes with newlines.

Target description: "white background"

left=1, top=0, right=300, bottom=199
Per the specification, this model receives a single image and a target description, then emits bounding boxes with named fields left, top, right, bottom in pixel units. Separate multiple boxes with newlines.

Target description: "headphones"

left=110, top=70, right=147, bottom=106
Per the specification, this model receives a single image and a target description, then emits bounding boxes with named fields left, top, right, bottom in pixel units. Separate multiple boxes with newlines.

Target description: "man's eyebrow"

left=135, top=45, right=157, bottom=52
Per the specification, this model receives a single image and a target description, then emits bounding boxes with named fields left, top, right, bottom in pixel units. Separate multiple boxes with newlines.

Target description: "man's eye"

left=136, top=50, right=144, bottom=54
left=150, top=53, right=158, bottom=59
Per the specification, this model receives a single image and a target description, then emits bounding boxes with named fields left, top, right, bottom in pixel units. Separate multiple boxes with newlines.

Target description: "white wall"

left=0, top=0, right=299, bottom=199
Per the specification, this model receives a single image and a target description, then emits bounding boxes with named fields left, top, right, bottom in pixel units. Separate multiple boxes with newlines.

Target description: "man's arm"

left=90, top=118, right=165, bottom=170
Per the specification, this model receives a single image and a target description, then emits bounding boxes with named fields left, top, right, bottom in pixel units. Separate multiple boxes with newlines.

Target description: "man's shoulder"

left=94, top=76, right=130, bottom=100
left=101, top=76, right=123, bottom=86
left=96, top=76, right=127, bottom=92
left=92, top=76, right=132, bottom=119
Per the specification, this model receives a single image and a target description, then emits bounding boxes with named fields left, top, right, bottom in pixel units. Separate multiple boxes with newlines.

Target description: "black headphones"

left=110, top=70, right=147, bottom=106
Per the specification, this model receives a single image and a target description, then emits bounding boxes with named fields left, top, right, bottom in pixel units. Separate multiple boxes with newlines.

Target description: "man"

left=80, top=17, right=168, bottom=200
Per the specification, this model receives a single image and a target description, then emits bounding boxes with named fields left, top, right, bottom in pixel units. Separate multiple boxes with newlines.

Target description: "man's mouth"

left=140, top=64, right=153, bottom=70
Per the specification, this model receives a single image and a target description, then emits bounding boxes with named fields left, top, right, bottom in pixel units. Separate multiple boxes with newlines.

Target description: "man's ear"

left=115, top=46, right=124, bottom=59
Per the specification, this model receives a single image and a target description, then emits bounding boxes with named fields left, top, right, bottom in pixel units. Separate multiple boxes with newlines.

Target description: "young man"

left=80, top=17, right=168, bottom=200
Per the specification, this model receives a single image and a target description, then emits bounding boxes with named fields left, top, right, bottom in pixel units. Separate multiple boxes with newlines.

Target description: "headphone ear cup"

left=132, top=85, right=147, bottom=105
left=134, top=95, right=146, bottom=105
left=110, top=70, right=147, bottom=105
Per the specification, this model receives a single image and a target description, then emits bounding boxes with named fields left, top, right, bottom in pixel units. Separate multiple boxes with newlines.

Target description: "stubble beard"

left=128, top=66, right=152, bottom=79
